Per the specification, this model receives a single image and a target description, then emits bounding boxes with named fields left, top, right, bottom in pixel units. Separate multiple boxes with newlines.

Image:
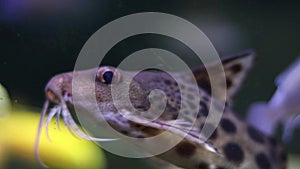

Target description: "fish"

left=36, top=50, right=287, bottom=169
left=247, top=56, right=300, bottom=141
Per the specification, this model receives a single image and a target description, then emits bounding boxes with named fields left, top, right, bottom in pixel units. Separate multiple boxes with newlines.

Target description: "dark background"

left=1, top=1, right=299, bottom=168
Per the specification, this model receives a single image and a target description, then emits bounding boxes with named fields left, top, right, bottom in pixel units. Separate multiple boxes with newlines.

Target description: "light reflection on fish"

left=247, top=56, right=300, bottom=141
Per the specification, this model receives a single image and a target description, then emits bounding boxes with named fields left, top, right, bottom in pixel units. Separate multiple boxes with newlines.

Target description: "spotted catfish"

left=36, top=50, right=287, bottom=169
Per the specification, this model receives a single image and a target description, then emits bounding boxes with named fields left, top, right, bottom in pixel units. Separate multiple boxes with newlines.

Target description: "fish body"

left=36, top=50, right=287, bottom=169
left=248, top=57, right=300, bottom=141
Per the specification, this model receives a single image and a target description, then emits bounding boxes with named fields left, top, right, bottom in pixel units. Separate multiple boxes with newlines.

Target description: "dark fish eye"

left=102, top=71, right=114, bottom=84
left=96, top=66, right=121, bottom=84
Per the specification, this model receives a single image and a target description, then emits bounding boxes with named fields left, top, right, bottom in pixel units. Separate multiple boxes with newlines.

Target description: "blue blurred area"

left=0, top=0, right=90, bottom=21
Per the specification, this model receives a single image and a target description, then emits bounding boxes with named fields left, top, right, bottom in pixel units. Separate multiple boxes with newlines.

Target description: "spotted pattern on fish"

left=36, top=50, right=287, bottom=169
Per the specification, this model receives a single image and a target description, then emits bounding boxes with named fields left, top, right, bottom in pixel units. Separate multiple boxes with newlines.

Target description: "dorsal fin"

left=192, top=49, right=255, bottom=104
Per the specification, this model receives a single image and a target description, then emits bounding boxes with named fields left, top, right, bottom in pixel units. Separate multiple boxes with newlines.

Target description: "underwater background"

left=0, top=1, right=300, bottom=169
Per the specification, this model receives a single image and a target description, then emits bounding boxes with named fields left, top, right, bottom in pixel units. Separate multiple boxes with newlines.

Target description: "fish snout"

left=45, top=73, right=73, bottom=104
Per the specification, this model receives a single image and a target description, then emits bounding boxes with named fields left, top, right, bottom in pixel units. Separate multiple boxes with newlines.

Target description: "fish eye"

left=96, top=67, right=121, bottom=84
left=102, top=71, right=114, bottom=84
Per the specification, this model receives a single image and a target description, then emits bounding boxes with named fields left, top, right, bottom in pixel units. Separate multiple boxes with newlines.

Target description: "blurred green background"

left=0, top=0, right=299, bottom=168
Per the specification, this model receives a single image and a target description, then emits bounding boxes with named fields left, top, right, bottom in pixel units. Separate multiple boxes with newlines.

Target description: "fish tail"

left=247, top=102, right=278, bottom=136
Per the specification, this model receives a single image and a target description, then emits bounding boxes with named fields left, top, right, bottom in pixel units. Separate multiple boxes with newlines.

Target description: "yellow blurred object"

left=0, top=83, right=11, bottom=119
left=0, top=85, right=106, bottom=169
left=0, top=111, right=106, bottom=169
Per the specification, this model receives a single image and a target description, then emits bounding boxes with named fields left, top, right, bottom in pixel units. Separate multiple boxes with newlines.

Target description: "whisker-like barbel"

left=45, top=106, right=60, bottom=140
left=34, top=100, right=50, bottom=168
left=35, top=99, right=118, bottom=168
